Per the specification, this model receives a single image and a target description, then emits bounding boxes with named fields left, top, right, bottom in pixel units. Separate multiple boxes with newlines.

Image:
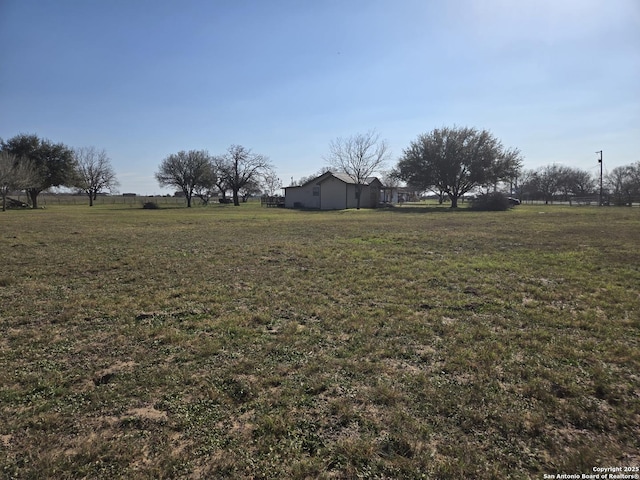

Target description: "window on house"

left=312, top=186, right=320, bottom=196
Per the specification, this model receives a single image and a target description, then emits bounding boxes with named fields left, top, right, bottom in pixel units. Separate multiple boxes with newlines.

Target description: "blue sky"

left=1, top=0, right=639, bottom=195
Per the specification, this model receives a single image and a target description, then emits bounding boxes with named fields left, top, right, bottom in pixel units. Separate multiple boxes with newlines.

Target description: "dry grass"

left=1, top=203, right=638, bottom=478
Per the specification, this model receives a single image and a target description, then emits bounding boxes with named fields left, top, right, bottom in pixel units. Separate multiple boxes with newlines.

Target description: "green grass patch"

left=1, top=204, right=638, bottom=478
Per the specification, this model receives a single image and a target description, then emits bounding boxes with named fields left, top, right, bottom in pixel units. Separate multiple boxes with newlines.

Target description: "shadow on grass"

left=284, top=205, right=472, bottom=215
left=375, top=204, right=472, bottom=214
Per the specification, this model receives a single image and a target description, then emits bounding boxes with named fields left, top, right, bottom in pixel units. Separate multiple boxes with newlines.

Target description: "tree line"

left=0, top=133, right=281, bottom=211
left=2, top=129, right=638, bottom=212
left=393, top=127, right=639, bottom=207
left=517, top=162, right=640, bottom=206
left=155, top=145, right=279, bottom=208
left=0, top=134, right=118, bottom=211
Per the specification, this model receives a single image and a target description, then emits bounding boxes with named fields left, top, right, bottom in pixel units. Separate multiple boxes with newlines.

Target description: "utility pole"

left=596, top=150, right=603, bottom=206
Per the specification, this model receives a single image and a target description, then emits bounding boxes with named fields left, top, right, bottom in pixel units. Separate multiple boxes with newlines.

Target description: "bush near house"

left=470, top=192, right=512, bottom=211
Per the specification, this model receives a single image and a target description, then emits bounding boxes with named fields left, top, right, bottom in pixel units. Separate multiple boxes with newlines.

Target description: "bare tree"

left=380, top=169, right=401, bottom=189
left=0, top=151, right=34, bottom=212
left=239, top=178, right=262, bottom=202
left=326, top=129, right=390, bottom=209
left=519, top=164, right=595, bottom=204
left=261, top=169, right=282, bottom=196
left=606, top=162, right=640, bottom=206
left=486, top=147, right=523, bottom=193
left=210, top=155, right=231, bottom=202
left=156, top=150, right=212, bottom=207
left=217, top=145, right=272, bottom=206
left=529, top=164, right=565, bottom=204
left=192, top=160, right=217, bottom=205
left=73, top=147, right=119, bottom=206
left=517, top=169, right=539, bottom=202
left=568, top=168, right=597, bottom=197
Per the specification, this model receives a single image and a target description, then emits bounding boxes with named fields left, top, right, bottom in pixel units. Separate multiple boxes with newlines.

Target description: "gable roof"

left=314, top=171, right=381, bottom=186
left=324, top=172, right=373, bottom=185
left=285, top=171, right=383, bottom=190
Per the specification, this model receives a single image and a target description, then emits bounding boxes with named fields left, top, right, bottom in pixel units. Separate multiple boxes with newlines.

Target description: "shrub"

left=142, top=201, right=159, bottom=209
left=470, top=192, right=511, bottom=211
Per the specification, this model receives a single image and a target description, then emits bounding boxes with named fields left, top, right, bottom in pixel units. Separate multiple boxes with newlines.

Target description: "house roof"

left=284, top=171, right=383, bottom=190
left=324, top=172, right=380, bottom=185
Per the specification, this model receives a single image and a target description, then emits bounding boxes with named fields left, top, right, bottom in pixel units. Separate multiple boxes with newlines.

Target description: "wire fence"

left=11, top=194, right=191, bottom=207
left=7, top=193, right=639, bottom=208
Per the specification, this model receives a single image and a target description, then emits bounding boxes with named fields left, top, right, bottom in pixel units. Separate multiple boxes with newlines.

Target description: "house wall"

left=284, top=187, right=300, bottom=208
left=284, top=183, right=321, bottom=209
left=380, top=188, right=397, bottom=204
left=366, top=180, right=382, bottom=208
left=345, top=184, right=380, bottom=209
left=285, top=175, right=381, bottom=210
left=345, top=184, right=359, bottom=209
left=368, top=186, right=379, bottom=207
left=320, top=177, right=347, bottom=210
left=284, top=186, right=309, bottom=209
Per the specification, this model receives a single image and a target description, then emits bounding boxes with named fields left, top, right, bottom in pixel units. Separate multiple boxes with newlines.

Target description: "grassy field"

left=0, top=203, right=638, bottom=479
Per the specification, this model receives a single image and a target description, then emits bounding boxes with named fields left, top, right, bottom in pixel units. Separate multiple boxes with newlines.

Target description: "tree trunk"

left=89, top=191, right=94, bottom=206
left=187, top=195, right=192, bottom=207
left=233, top=190, right=240, bottom=206
left=2, top=193, right=6, bottom=212
left=27, top=189, right=39, bottom=209
left=449, top=194, right=458, bottom=208
left=356, top=185, right=361, bottom=210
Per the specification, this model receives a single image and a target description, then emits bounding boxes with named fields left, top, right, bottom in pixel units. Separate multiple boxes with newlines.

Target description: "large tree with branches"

left=0, top=151, right=34, bottom=212
left=73, top=147, right=119, bottom=206
left=396, top=126, right=522, bottom=208
left=0, top=133, right=76, bottom=208
left=325, top=130, right=390, bottom=209
left=217, top=145, right=272, bottom=206
left=155, top=150, right=212, bottom=207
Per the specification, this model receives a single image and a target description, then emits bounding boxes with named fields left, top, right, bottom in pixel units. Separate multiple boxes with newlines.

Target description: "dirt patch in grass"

left=125, top=406, right=168, bottom=423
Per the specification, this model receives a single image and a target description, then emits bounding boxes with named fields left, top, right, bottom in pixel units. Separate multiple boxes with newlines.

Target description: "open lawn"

left=1, top=203, right=638, bottom=479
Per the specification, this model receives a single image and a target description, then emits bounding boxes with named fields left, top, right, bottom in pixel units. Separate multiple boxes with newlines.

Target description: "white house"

left=284, top=171, right=383, bottom=210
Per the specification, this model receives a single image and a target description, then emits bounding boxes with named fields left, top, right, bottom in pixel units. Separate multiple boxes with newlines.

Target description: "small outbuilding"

left=284, top=171, right=383, bottom=210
